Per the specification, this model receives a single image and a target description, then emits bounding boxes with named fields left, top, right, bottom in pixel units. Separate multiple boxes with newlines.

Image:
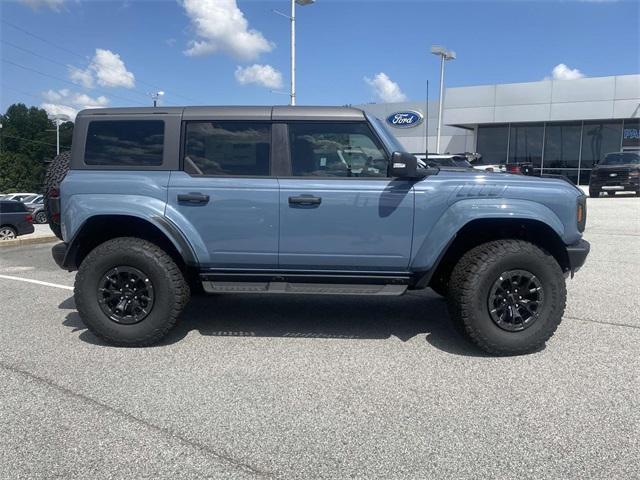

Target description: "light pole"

left=150, top=91, right=165, bottom=107
left=431, top=45, right=456, bottom=153
left=48, top=114, right=70, bottom=155
left=274, top=0, right=315, bottom=106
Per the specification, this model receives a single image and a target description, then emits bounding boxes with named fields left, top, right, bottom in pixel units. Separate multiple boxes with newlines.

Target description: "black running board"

left=202, top=281, right=407, bottom=296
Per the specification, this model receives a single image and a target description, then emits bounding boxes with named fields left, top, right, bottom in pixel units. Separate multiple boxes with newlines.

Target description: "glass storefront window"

left=509, top=124, right=543, bottom=166
left=622, top=119, right=640, bottom=149
left=581, top=121, right=623, bottom=168
left=476, top=125, right=508, bottom=164
left=541, top=168, right=579, bottom=185
left=543, top=122, right=581, bottom=168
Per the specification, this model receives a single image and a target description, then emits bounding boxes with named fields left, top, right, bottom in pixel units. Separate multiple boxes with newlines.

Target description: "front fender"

left=410, top=198, right=565, bottom=271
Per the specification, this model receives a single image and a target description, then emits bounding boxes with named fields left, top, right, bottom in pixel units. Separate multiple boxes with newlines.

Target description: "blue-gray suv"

left=47, top=106, right=590, bottom=355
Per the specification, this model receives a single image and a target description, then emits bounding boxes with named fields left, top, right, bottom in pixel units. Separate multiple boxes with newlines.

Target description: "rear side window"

left=183, top=122, right=271, bottom=176
left=85, top=120, right=164, bottom=166
left=0, top=201, right=27, bottom=213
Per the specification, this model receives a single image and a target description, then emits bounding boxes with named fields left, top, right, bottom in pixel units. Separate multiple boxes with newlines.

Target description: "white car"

left=2, top=192, right=39, bottom=202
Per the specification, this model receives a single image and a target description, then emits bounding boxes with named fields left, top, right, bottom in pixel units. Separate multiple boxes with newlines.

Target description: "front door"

left=166, top=121, right=279, bottom=268
left=278, top=122, right=414, bottom=271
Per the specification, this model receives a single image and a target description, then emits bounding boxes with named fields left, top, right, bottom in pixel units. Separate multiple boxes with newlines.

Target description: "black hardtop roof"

left=76, top=105, right=366, bottom=121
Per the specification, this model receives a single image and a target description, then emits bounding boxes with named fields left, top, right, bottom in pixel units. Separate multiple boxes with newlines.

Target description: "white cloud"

left=18, top=0, right=64, bottom=11
left=549, top=63, right=585, bottom=81
left=41, top=89, right=109, bottom=120
left=364, top=72, right=407, bottom=102
left=68, top=49, right=135, bottom=89
left=180, top=0, right=274, bottom=60
left=68, top=66, right=94, bottom=89
left=235, top=64, right=283, bottom=89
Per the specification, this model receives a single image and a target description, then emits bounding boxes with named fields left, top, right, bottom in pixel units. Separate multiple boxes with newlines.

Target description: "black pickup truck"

left=589, top=152, right=640, bottom=197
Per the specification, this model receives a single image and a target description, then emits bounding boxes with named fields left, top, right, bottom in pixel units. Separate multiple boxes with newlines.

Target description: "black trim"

left=566, top=239, right=590, bottom=274
left=152, top=215, right=198, bottom=266
left=413, top=235, right=457, bottom=289
left=271, top=123, right=290, bottom=176
left=51, top=242, right=68, bottom=269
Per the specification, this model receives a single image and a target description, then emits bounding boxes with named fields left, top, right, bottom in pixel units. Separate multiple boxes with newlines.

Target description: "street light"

left=48, top=113, right=71, bottom=155
left=149, top=91, right=165, bottom=107
left=273, top=0, right=315, bottom=106
left=431, top=45, right=456, bottom=153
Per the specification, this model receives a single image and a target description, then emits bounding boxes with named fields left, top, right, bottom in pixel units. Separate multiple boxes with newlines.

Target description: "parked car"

left=46, top=106, right=589, bottom=355
left=0, top=200, right=35, bottom=240
left=2, top=192, right=39, bottom=202
left=588, top=151, right=640, bottom=197
left=24, top=195, right=48, bottom=224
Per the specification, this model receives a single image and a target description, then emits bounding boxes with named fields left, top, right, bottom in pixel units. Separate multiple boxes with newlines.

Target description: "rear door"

left=278, top=122, right=414, bottom=271
left=166, top=120, right=279, bottom=268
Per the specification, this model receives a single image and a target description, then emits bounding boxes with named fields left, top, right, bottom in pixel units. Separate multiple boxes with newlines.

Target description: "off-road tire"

left=43, top=151, right=71, bottom=240
left=75, top=237, right=190, bottom=346
left=447, top=239, right=566, bottom=355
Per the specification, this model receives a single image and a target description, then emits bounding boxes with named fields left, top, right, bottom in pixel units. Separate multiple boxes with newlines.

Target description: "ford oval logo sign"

left=386, top=110, right=424, bottom=128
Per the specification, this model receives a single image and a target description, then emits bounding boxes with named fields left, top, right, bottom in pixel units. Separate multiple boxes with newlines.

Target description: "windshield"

left=601, top=153, right=640, bottom=165
left=366, top=113, right=408, bottom=154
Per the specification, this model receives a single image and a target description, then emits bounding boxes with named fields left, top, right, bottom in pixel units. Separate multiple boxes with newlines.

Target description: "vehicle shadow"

left=59, top=292, right=489, bottom=357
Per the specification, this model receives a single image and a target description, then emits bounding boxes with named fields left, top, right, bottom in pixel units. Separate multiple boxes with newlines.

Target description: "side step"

left=202, top=281, right=407, bottom=296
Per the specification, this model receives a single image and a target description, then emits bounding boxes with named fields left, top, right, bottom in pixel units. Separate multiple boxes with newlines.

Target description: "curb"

left=0, top=235, right=58, bottom=248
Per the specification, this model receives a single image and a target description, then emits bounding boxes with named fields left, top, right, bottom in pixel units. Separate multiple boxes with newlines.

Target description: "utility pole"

left=431, top=45, right=456, bottom=154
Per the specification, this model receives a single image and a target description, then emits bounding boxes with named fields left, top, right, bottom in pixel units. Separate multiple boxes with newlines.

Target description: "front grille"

left=597, top=169, right=629, bottom=181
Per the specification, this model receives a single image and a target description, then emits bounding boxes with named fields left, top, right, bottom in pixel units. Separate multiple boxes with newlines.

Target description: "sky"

left=1, top=0, right=639, bottom=119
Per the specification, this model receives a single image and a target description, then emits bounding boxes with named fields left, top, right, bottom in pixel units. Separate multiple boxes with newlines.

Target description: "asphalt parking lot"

left=1, top=195, right=638, bottom=480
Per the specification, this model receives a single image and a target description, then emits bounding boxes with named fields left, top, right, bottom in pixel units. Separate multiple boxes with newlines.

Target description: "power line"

left=1, top=19, right=204, bottom=105
left=2, top=134, right=70, bottom=150
left=0, top=40, right=177, bottom=105
left=1, top=58, right=147, bottom=106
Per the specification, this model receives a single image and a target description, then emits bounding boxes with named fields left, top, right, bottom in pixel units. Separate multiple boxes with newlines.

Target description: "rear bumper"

left=566, top=239, right=590, bottom=274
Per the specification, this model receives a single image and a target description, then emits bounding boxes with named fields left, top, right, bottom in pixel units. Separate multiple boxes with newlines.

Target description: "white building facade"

left=357, top=74, right=640, bottom=184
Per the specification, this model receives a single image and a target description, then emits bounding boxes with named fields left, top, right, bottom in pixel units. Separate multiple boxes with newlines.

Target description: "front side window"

left=288, top=122, right=388, bottom=177
left=85, top=120, right=164, bottom=166
left=183, top=122, right=271, bottom=176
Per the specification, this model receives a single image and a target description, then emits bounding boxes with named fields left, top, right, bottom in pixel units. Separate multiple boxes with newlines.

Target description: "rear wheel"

left=0, top=226, right=17, bottom=240
left=35, top=211, right=48, bottom=224
left=43, top=151, right=71, bottom=240
left=447, top=239, right=566, bottom=355
left=74, top=237, right=190, bottom=346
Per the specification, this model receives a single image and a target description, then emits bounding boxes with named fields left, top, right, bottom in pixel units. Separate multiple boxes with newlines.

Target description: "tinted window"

left=601, top=153, right=640, bottom=165
left=476, top=125, right=508, bottom=165
left=85, top=120, right=164, bottom=166
left=289, top=122, right=388, bottom=177
left=581, top=121, right=622, bottom=168
left=0, top=201, right=27, bottom=213
left=509, top=124, right=543, bottom=166
left=543, top=122, right=581, bottom=168
left=184, top=122, right=270, bottom=176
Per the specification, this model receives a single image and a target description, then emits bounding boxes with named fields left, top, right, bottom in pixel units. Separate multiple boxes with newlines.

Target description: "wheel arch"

left=418, top=217, right=570, bottom=289
left=62, top=214, right=197, bottom=272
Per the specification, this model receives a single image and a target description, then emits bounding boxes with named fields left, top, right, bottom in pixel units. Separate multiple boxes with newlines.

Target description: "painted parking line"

left=0, top=274, right=73, bottom=291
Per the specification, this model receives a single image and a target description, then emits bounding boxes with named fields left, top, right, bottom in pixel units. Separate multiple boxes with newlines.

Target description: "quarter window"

left=85, top=120, right=164, bottom=166
left=183, top=122, right=271, bottom=176
left=288, top=122, right=388, bottom=177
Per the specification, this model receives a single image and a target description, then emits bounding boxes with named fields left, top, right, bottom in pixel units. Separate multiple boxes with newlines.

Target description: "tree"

left=0, top=103, right=73, bottom=193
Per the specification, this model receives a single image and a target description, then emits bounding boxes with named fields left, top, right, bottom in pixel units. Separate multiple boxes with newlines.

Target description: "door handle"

left=177, top=192, right=210, bottom=204
left=288, top=195, right=322, bottom=206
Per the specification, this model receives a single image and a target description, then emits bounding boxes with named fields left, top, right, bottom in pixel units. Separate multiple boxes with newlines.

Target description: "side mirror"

left=389, top=151, right=421, bottom=178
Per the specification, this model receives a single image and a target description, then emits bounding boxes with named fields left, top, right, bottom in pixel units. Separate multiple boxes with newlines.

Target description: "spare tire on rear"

left=43, top=151, right=71, bottom=240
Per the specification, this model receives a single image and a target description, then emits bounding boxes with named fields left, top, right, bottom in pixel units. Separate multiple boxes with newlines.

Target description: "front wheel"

left=74, top=237, right=190, bottom=346
left=447, top=240, right=566, bottom=355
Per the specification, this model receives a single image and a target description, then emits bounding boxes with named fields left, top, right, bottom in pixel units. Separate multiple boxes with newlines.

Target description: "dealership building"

left=357, top=74, right=640, bottom=184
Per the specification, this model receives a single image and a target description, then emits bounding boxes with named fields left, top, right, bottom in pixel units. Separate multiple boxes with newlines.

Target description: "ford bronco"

left=46, top=106, right=590, bottom=354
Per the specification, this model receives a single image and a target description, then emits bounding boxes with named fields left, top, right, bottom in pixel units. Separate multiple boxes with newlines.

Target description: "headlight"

left=577, top=196, right=587, bottom=232
left=629, top=170, right=640, bottom=178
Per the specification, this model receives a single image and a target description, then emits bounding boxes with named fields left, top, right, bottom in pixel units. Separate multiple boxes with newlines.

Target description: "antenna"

left=424, top=80, right=429, bottom=161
